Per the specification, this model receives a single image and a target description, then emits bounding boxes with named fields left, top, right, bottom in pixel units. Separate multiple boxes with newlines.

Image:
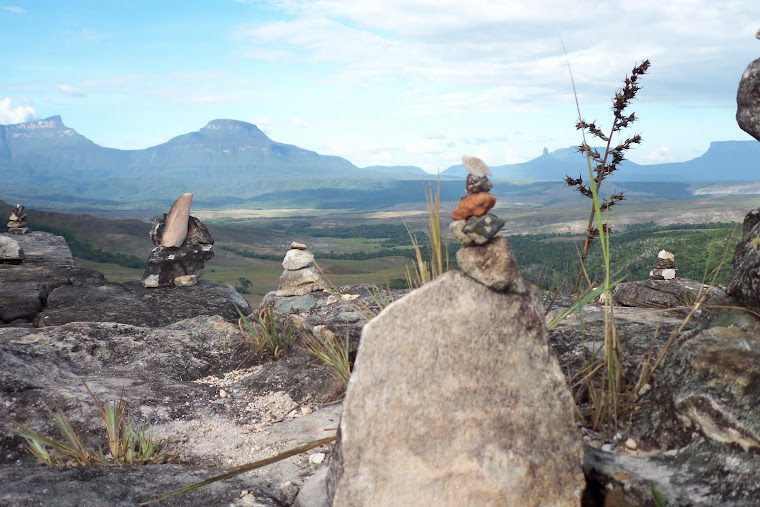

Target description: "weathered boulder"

left=647, top=324, right=760, bottom=453
left=726, top=208, right=760, bottom=311
left=37, top=280, right=251, bottom=327
left=613, top=278, right=718, bottom=308
left=0, top=236, right=23, bottom=264
left=456, top=236, right=526, bottom=293
left=0, top=233, right=106, bottom=326
left=737, top=56, right=760, bottom=142
left=327, top=271, right=584, bottom=505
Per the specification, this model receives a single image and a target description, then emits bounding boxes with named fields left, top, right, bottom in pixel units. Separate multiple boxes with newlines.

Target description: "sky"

left=1, top=1, right=758, bottom=173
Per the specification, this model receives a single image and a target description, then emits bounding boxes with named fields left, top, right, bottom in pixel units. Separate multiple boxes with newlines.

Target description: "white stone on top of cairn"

left=658, top=250, right=675, bottom=261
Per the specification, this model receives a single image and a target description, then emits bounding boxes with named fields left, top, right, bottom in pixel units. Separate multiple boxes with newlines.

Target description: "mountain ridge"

left=1, top=116, right=759, bottom=210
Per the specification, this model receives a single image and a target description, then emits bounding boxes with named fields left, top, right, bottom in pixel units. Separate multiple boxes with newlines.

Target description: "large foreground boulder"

left=327, top=270, right=584, bottom=505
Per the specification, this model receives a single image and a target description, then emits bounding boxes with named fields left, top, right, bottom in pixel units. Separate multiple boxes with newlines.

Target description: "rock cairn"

left=327, top=155, right=584, bottom=505
left=141, top=193, right=215, bottom=288
left=650, top=249, right=678, bottom=280
left=448, top=155, right=524, bottom=292
left=275, top=241, right=326, bottom=296
left=7, top=204, right=28, bottom=235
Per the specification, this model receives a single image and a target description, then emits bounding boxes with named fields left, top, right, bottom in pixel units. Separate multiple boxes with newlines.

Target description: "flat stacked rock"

left=141, top=193, right=215, bottom=288
left=650, top=249, right=678, bottom=280
left=276, top=241, right=326, bottom=296
left=449, top=155, right=525, bottom=293
left=7, top=204, right=28, bottom=235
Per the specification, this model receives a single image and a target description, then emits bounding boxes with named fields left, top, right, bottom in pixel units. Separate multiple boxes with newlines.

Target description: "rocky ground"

left=1, top=231, right=759, bottom=505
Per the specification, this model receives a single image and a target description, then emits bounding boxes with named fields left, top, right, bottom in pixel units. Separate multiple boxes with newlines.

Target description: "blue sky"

left=1, top=1, right=758, bottom=172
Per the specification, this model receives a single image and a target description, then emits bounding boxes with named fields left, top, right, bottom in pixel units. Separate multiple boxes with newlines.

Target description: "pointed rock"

left=161, top=193, right=193, bottom=247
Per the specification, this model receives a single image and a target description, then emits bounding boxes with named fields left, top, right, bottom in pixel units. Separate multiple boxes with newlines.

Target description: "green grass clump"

left=302, top=326, right=352, bottom=387
left=237, top=306, right=295, bottom=361
left=14, top=384, right=171, bottom=466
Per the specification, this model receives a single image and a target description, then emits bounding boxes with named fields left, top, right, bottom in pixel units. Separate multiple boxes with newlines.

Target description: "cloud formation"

left=0, top=6, right=25, bottom=14
left=56, top=84, right=85, bottom=97
left=0, top=98, right=37, bottom=125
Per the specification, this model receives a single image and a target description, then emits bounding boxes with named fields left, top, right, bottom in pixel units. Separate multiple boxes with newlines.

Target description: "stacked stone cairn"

left=327, top=156, right=584, bottom=505
left=7, top=204, right=28, bottom=235
left=650, top=249, right=678, bottom=280
left=275, top=241, right=326, bottom=296
left=141, top=193, right=215, bottom=288
left=448, top=155, right=525, bottom=293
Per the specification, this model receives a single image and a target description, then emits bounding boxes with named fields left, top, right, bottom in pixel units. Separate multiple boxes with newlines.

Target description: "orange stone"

left=451, top=192, right=496, bottom=221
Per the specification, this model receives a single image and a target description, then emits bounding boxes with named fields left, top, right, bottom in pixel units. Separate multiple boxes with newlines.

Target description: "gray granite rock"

left=737, top=56, right=760, bottom=142
left=0, top=236, right=23, bottom=264
left=456, top=236, right=526, bottom=292
left=726, top=208, right=760, bottom=311
left=327, top=271, right=584, bottom=505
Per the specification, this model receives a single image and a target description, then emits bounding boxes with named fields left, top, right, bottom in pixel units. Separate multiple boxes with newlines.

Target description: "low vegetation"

left=14, top=384, right=171, bottom=466
left=236, top=306, right=295, bottom=361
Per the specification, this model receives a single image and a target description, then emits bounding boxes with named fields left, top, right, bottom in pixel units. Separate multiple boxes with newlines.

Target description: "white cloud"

left=1, top=6, right=25, bottom=14
left=647, top=146, right=672, bottom=162
left=239, top=0, right=757, bottom=107
left=0, top=97, right=37, bottom=124
left=290, top=116, right=310, bottom=127
left=56, top=84, right=85, bottom=97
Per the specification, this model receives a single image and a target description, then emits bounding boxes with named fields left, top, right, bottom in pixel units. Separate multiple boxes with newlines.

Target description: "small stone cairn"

left=650, top=249, right=678, bottom=280
left=141, top=193, right=214, bottom=288
left=449, top=155, right=525, bottom=292
left=275, top=241, right=326, bottom=296
left=7, top=204, right=28, bottom=235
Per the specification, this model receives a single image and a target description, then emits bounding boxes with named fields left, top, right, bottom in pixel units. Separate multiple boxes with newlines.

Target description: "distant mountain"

left=441, top=142, right=760, bottom=182
left=1, top=116, right=759, bottom=211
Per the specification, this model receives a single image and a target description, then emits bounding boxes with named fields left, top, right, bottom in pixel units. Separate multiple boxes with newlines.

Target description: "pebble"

left=601, top=443, right=615, bottom=452
left=219, top=389, right=228, bottom=398
left=309, top=452, right=326, bottom=464
left=625, top=438, right=638, bottom=450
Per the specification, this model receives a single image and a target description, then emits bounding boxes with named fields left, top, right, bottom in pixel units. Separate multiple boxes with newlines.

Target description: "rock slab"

left=327, top=270, right=584, bottom=506
left=726, top=208, right=760, bottom=311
